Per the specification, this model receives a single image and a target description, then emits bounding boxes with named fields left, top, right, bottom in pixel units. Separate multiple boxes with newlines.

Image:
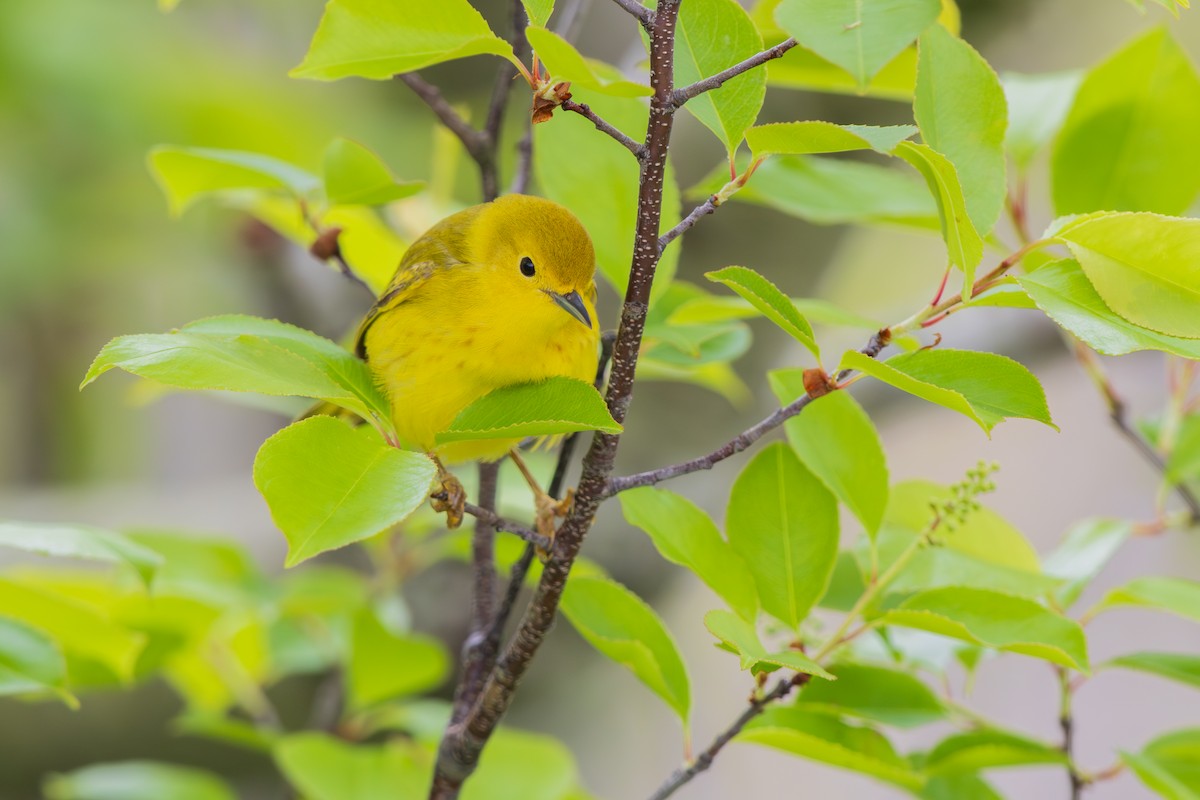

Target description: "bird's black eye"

left=519, top=257, right=536, bottom=277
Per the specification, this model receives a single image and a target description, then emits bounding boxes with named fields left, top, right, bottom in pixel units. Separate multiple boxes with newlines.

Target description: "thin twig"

left=428, top=4, right=683, bottom=794
left=658, top=195, right=718, bottom=253
left=672, top=38, right=798, bottom=106
left=1074, top=343, right=1200, bottom=522
left=609, top=0, right=654, bottom=27
left=1058, top=667, right=1084, bottom=800
left=562, top=100, right=646, bottom=159
left=648, top=676, right=807, bottom=800
left=606, top=328, right=890, bottom=496
left=461, top=502, right=550, bottom=551
left=396, top=73, right=490, bottom=164
left=510, top=126, right=534, bottom=195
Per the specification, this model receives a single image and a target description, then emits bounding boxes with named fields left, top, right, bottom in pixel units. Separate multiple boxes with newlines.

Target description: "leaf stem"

left=810, top=534, right=926, bottom=663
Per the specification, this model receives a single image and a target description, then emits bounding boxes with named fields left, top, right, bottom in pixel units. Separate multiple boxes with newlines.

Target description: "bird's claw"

left=430, top=470, right=467, bottom=529
left=534, top=488, right=574, bottom=561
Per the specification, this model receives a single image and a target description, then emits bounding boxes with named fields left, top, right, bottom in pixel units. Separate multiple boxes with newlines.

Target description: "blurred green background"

left=3, top=1, right=1200, bottom=798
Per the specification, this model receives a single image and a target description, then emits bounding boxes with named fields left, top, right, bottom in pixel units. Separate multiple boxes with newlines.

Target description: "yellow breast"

left=364, top=268, right=600, bottom=464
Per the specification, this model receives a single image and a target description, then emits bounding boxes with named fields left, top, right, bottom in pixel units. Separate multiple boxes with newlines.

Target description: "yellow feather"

left=357, top=195, right=600, bottom=464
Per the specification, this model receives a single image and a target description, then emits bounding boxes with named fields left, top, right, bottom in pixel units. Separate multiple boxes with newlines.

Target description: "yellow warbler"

left=354, top=194, right=600, bottom=525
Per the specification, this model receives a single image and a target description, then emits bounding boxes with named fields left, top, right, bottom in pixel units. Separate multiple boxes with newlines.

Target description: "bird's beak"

left=546, top=289, right=592, bottom=329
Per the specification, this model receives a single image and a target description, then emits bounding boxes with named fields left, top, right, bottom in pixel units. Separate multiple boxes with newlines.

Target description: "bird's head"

left=472, top=195, right=598, bottom=332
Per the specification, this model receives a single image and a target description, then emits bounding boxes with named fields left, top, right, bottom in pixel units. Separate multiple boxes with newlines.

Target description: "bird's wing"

left=353, top=206, right=481, bottom=359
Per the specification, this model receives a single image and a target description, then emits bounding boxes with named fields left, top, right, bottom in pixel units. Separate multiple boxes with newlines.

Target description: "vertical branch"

left=428, top=3, right=682, bottom=796
left=450, top=461, right=500, bottom=724
left=1058, top=667, right=1084, bottom=800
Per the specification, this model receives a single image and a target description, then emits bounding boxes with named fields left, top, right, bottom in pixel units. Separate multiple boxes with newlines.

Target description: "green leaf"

left=745, top=121, right=916, bottom=159
left=703, top=610, right=833, bottom=678
left=82, top=315, right=390, bottom=425
left=0, top=617, right=73, bottom=705
left=763, top=40, right=919, bottom=101
left=1060, top=212, right=1200, bottom=340
left=521, top=0, right=555, bottom=27
left=674, top=0, right=766, bottom=153
left=0, top=522, right=163, bottom=587
left=739, top=707, right=924, bottom=790
left=880, top=586, right=1089, bottom=671
left=274, top=734, right=431, bottom=800
left=893, top=141, right=984, bottom=289
left=1166, top=414, right=1200, bottom=488
left=924, top=730, right=1067, bottom=774
left=641, top=320, right=752, bottom=367
left=172, top=713, right=279, bottom=753
left=463, top=728, right=583, bottom=800
left=348, top=609, right=448, bottom=710
left=915, top=24, right=1007, bottom=235
left=769, top=373, right=889, bottom=537
left=1042, top=518, right=1132, bottom=608
left=1123, top=728, right=1200, bottom=799
left=702, top=153, right=937, bottom=229
left=184, top=315, right=391, bottom=422
left=436, top=377, right=621, bottom=443
left=820, top=551, right=868, bottom=611
left=1002, top=70, right=1082, bottom=171
left=148, top=146, right=319, bottom=216
left=1106, top=652, right=1200, bottom=690
left=1052, top=28, right=1200, bottom=216
left=619, top=488, right=757, bottom=621
left=323, top=138, right=423, bottom=206
left=797, top=663, right=944, bottom=727
left=536, top=90, right=682, bottom=300
left=921, top=774, right=1003, bottom=800
left=869, top=525, right=1060, bottom=599
left=560, top=576, right=690, bottom=723
left=670, top=294, right=879, bottom=329
left=1018, top=259, right=1200, bottom=359
left=291, top=0, right=516, bottom=81
left=1092, top=577, right=1200, bottom=623
left=526, top=27, right=651, bottom=97
left=253, top=417, right=437, bottom=567
left=841, top=349, right=1054, bottom=434
left=773, top=0, right=940, bottom=89
left=44, top=763, right=237, bottom=800
left=706, top=266, right=818, bottom=357
left=0, top=579, right=144, bottom=684
left=727, top=442, right=839, bottom=630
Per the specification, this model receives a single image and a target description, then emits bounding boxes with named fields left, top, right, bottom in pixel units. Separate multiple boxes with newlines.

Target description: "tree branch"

left=562, top=100, right=646, bottom=159
left=1058, top=667, right=1084, bottom=800
left=396, top=72, right=491, bottom=166
left=672, top=38, right=798, bottom=107
left=648, top=675, right=808, bottom=800
left=1073, top=342, right=1200, bottom=522
left=428, top=4, right=683, bottom=794
left=609, top=0, right=654, bottom=27
left=510, top=126, right=535, bottom=195
left=607, top=393, right=814, bottom=495
left=448, top=464, right=501, bottom=725
left=461, top=502, right=550, bottom=551
left=658, top=194, right=718, bottom=253
left=606, top=328, right=890, bottom=496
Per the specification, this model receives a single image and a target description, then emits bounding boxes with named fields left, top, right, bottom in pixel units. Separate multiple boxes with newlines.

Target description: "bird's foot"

left=429, top=463, right=467, bottom=529
left=534, top=487, right=574, bottom=560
